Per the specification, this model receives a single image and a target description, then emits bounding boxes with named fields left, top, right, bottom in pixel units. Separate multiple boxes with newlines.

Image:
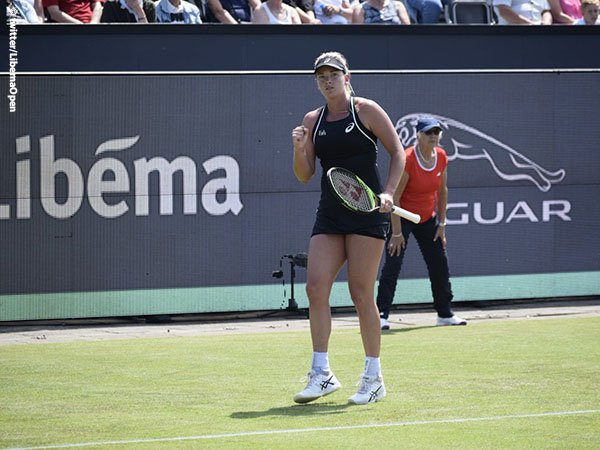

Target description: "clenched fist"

left=292, top=126, right=309, bottom=150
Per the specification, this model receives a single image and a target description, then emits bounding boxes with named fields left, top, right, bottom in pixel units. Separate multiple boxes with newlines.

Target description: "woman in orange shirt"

left=376, top=116, right=467, bottom=329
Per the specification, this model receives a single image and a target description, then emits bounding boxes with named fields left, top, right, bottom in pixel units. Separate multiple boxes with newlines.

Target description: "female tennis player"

left=291, top=51, right=405, bottom=405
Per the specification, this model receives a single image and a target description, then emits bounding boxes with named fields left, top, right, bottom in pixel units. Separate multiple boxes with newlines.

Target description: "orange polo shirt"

left=400, top=146, right=447, bottom=224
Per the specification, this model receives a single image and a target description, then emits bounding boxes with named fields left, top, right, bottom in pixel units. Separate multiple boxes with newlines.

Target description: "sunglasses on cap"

left=423, top=128, right=442, bottom=136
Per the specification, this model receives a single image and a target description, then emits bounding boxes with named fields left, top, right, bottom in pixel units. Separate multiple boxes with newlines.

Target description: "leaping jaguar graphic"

left=395, top=113, right=566, bottom=192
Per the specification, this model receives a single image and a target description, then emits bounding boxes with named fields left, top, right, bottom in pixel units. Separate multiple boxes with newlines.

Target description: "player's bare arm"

left=354, top=97, right=405, bottom=209
left=292, top=110, right=318, bottom=183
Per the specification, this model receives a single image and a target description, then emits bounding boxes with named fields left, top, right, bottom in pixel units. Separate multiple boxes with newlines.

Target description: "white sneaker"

left=348, top=374, right=386, bottom=405
left=436, top=315, right=467, bottom=326
left=293, top=370, right=341, bottom=404
left=380, top=318, right=390, bottom=330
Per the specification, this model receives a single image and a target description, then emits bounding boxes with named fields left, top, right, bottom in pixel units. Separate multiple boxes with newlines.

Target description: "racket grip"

left=390, top=206, right=421, bottom=224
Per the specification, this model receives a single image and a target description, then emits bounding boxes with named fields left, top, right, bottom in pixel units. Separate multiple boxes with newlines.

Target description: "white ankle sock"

left=364, top=356, right=381, bottom=377
left=311, top=352, right=330, bottom=373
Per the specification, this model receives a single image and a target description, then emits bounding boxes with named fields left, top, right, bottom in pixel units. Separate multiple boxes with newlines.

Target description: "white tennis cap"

left=314, top=55, right=348, bottom=74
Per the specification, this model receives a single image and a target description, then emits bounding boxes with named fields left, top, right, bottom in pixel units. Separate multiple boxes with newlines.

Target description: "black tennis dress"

left=311, top=98, right=389, bottom=240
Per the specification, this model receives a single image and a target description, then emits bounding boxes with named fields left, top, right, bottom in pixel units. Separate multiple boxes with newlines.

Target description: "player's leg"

left=346, top=233, right=387, bottom=404
left=305, top=233, right=346, bottom=352
left=346, top=233, right=384, bottom=357
left=293, top=233, right=346, bottom=404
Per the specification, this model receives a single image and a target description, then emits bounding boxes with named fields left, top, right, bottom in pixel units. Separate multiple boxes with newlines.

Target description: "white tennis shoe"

left=436, top=315, right=467, bottom=326
left=293, top=370, right=341, bottom=404
left=348, top=374, right=386, bottom=405
left=380, top=318, right=390, bottom=330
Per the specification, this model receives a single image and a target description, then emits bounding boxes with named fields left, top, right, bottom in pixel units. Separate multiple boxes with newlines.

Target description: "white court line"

left=4, top=409, right=600, bottom=450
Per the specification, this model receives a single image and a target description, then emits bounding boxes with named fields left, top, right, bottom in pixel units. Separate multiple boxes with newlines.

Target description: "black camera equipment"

left=272, top=252, right=308, bottom=312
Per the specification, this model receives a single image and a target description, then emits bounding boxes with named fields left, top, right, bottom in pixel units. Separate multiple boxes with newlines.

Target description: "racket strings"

left=330, top=172, right=375, bottom=212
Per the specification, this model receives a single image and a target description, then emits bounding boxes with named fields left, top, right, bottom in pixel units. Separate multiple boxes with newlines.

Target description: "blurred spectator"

left=252, top=0, right=302, bottom=21
left=548, top=0, right=581, bottom=22
left=186, top=0, right=209, bottom=20
left=285, top=0, right=319, bottom=21
left=43, top=0, right=104, bottom=22
left=574, top=0, right=598, bottom=22
left=8, top=0, right=45, bottom=22
left=493, top=0, right=552, bottom=23
left=100, top=0, right=155, bottom=21
left=313, top=0, right=354, bottom=23
left=205, top=0, right=259, bottom=22
left=403, top=0, right=444, bottom=22
left=352, top=0, right=410, bottom=23
left=156, top=0, right=203, bottom=21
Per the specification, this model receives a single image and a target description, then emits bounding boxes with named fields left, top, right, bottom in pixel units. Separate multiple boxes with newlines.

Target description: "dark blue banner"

left=1, top=72, right=599, bottom=296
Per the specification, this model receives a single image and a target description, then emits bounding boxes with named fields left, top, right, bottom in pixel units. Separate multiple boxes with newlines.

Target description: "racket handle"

left=390, top=206, right=421, bottom=224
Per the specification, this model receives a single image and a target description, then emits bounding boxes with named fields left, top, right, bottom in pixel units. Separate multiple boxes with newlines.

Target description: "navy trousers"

left=376, top=216, right=454, bottom=319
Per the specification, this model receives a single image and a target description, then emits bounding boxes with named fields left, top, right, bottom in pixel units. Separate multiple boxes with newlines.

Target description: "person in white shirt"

left=252, top=0, right=302, bottom=22
left=313, top=0, right=354, bottom=23
left=155, top=0, right=202, bottom=22
left=10, top=0, right=45, bottom=22
left=493, top=0, right=552, bottom=23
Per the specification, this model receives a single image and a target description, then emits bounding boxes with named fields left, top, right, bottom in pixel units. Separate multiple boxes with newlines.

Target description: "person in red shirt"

left=376, top=116, right=467, bottom=329
left=44, top=0, right=104, bottom=22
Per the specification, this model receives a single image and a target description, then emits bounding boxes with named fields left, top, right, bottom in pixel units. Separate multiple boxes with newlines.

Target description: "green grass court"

left=1, top=316, right=599, bottom=449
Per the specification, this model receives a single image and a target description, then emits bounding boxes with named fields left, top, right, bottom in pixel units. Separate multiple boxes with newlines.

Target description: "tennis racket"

left=327, top=167, right=421, bottom=224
